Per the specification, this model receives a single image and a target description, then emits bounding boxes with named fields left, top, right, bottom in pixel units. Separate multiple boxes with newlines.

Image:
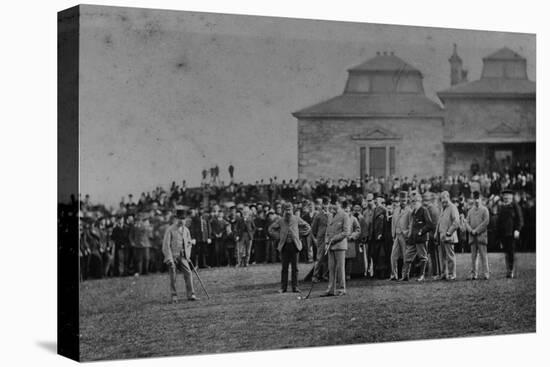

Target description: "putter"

left=188, top=260, right=211, bottom=299
left=298, top=241, right=331, bottom=300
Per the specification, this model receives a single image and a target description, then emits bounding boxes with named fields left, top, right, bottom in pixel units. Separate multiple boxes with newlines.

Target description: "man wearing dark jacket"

left=401, top=193, right=434, bottom=281
left=497, top=189, right=524, bottom=278
left=110, top=216, right=130, bottom=276
left=210, top=211, right=229, bottom=267
left=370, top=194, right=387, bottom=279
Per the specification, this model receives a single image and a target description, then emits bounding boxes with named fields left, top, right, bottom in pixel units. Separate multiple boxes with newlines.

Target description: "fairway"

left=79, top=253, right=536, bottom=361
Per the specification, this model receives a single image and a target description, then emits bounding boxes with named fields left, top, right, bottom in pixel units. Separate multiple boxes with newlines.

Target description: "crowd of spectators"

left=66, top=162, right=535, bottom=281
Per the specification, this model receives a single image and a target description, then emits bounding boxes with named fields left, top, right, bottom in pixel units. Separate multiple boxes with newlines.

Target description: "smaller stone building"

left=438, top=47, right=536, bottom=175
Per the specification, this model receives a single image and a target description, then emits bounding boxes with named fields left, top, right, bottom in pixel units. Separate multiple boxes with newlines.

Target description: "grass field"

left=79, top=253, right=536, bottom=361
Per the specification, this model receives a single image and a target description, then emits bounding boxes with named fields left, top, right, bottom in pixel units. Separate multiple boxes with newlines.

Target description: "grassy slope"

left=79, top=253, right=536, bottom=361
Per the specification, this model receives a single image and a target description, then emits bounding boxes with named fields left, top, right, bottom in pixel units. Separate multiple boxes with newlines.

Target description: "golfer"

left=268, top=202, right=311, bottom=293
left=162, top=206, right=198, bottom=303
left=321, top=199, right=351, bottom=297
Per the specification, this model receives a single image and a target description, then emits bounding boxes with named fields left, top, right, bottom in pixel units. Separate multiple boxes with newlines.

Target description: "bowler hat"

left=472, top=191, right=481, bottom=199
left=174, top=205, right=186, bottom=219
left=501, top=189, right=514, bottom=195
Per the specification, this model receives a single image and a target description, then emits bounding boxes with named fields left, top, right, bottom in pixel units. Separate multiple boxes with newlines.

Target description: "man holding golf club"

left=162, top=206, right=199, bottom=303
left=268, top=202, right=311, bottom=293
left=320, top=199, right=351, bottom=297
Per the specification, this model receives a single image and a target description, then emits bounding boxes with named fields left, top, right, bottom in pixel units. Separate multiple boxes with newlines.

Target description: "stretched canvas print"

left=58, top=4, right=536, bottom=362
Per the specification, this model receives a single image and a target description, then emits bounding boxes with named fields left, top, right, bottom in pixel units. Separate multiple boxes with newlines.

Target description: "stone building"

left=293, top=52, right=445, bottom=180
left=438, top=47, right=536, bottom=176
left=294, top=47, right=535, bottom=180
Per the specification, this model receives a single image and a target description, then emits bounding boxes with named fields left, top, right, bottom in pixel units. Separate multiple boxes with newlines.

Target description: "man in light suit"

left=268, top=202, right=311, bottom=293
left=465, top=191, right=490, bottom=280
left=321, top=199, right=351, bottom=297
left=311, top=197, right=331, bottom=282
left=389, top=191, right=411, bottom=280
left=435, top=191, right=460, bottom=280
left=162, top=206, right=198, bottom=303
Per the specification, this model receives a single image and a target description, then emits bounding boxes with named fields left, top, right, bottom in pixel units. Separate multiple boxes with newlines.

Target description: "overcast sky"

left=78, top=5, right=535, bottom=206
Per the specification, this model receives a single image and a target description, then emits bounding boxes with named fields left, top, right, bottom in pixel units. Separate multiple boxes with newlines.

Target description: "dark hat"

left=399, top=191, right=408, bottom=198
left=174, top=205, right=186, bottom=219
left=501, top=189, right=514, bottom=195
left=376, top=193, right=385, bottom=199
left=472, top=191, right=481, bottom=199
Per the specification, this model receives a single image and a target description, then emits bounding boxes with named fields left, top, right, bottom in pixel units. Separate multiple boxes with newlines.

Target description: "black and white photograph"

left=55, top=3, right=540, bottom=362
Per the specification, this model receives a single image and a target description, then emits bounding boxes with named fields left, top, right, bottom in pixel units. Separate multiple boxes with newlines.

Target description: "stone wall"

left=298, top=118, right=445, bottom=180
left=443, top=98, right=536, bottom=142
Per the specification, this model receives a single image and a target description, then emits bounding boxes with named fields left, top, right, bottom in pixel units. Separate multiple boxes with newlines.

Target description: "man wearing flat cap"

left=268, top=202, right=311, bottom=293
left=389, top=191, right=411, bottom=281
left=497, top=189, right=523, bottom=278
left=465, top=191, right=490, bottom=280
left=162, top=206, right=198, bottom=302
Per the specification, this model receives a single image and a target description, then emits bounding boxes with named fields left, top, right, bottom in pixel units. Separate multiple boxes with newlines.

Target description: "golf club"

left=189, top=260, right=210, bottom=299
left=298, top=241, right=331, bottom=300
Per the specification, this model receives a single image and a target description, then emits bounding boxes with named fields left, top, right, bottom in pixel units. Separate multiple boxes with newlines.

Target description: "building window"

left=360, top=145, right=397, bottom=178
left=369, top=147, right=386, bottom=178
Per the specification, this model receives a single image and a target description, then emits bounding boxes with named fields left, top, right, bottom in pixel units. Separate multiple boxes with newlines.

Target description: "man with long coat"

left=370, top=194, right=387, bottom=279
left=497, top=189, right=524, bottom=278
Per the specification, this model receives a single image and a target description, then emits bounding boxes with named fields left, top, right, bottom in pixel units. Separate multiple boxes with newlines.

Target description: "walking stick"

left=435, top=233, right=441, bottom=276
left=361, top=242, right=368, bottom=277
left=188, top=259, right=210, bottom=299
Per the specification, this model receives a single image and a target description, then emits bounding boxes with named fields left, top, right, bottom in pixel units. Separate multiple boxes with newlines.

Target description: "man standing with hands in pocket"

left=162, top=206, right=198, bottom=303
left=435, top=191, right=460, bottom=280
left=465, top=191, right=490, bottom=280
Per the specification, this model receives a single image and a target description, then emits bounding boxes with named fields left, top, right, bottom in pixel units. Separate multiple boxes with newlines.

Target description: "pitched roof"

left=348, top=54, right=421, bottom=74
left=484, top=47, right=525, bottom=60
left=437, top=78, right=535, bottom=99
left=292, top=93, right=443, bottom=118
